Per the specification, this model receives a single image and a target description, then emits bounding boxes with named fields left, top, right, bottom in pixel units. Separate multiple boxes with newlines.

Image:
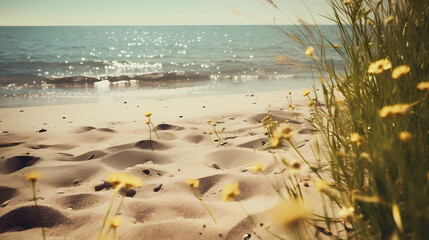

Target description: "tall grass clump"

left=263, top=0, right=428, bottom=239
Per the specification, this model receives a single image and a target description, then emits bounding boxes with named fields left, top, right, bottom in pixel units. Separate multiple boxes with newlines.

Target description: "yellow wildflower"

left=338, top=206, right=355, bottom=220
left=250, top=162, right=264, bottom=172
left=305, top=47, right=314, bottom=57
left=343, top=0, right=352, bottom=4
left=123, top=174, right=142, bottom=189
left=271, top=200, right=309, bottom=229
left=222, top=182, right=240, bottom=202
left=399, top=131, right=412, bottom=142
left=145, top=119, right=150, bottom=125
left=307, top=100, right=314, bottom=107
left=314, top=179, right=328, bottom=192
left=302, top=89, right=311, bottom=97
left=186, top=179, right=200, bottom=188
left=206, top=120, right=212, bottom=124
left=391, top=65, right=410, bottom=79
left=144, top=111, right=152, bottom=117
left=107, top=172, right=127, bottom=190
left=368, top=58, right=392, bottom=74
left=379, top=104, right=412, bottom=118
left=288, top=161, right=302, bottom=175
left=417, top=82, right=429, bottom=91
left=107, top=172, right=142, bottom=192
left=275, top=124, right=295, bottom=140
left=25, top=170, right=41, bottom=182
left=108, top=215, right=122, bottom=229
left=269, top=136, right=280, bottom=148
left=350, top=132, right=364, bottom=147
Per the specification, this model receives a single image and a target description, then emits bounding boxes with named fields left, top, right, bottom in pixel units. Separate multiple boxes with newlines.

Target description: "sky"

left=0, top=0, right=333, bottom=26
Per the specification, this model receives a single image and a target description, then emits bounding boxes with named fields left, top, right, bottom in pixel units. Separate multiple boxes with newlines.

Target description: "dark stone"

left=125, top=189, right=136, bottom=197
left=153, top=184, right=163, bottom=192
left=209, top=163, right=221, bottom=169
left=94, top=181, right=112, bottom=191
left=142, top=169, right=150, bottom=175
left=38, top=129, right=47, bottom=133
left=87, top=154, right=95, bottom=160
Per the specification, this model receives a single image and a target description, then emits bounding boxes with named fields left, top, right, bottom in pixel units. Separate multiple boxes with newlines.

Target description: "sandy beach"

left=0, top=89, right=321, bottom=240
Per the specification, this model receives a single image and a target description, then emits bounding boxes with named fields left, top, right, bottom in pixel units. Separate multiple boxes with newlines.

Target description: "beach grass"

left=263, top=0, right=429, bottom=239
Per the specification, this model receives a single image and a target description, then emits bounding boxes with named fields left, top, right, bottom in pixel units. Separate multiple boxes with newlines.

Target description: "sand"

left=0, top=89, right=323, bottom=240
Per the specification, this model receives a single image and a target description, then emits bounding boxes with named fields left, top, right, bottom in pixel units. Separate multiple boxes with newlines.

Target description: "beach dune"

left=0, top=90, right=319, bottom=239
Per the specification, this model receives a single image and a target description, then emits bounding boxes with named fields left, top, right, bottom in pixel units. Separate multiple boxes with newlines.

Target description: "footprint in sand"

left=0, top=205, right=70, bottom=233
left=0, top=155, right=41, bottom=174
left=0, top=186, right=17, bottom=205
left=57, top=193, right=103, bottom=210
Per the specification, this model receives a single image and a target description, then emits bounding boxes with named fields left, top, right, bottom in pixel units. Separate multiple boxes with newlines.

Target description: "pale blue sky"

left=0, top=0, right=333, bottom=26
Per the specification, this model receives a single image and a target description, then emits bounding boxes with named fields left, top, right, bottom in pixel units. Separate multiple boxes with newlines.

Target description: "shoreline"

left=0, top=78, right=311, bottom=108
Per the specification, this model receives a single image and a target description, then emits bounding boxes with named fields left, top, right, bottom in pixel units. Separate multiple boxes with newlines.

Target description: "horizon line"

left=0, top=23, right=337, bottom=27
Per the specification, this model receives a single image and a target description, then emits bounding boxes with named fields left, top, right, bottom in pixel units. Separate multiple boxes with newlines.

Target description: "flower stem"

left=32, top=181, right=46, bottom=240
left=32, top=181, right=38, bottom=206
left=98, top=190, right=118, bottom=240
left=208, top=134, right=215, bottom=147
left=191, top=188, right=217, bottom=224
left=287, top=139, right=322, bottom=179
left=237, top=201, right=257, bottom=228
left=149, top=117, right=160, bottom=139
left=148, top=124, right=154, bottom=151
left=114, top=194, right=125, bottom=217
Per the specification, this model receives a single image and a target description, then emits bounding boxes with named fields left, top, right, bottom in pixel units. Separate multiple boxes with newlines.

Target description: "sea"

left=0, top=25, right=343, bottom=107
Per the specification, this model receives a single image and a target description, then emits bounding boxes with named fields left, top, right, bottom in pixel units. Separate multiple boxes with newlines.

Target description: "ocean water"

left=0, top=25, right=342, bottom=107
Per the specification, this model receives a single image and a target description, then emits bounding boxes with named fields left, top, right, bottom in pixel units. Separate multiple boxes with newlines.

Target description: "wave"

left=0, top=71, right=298, bottom=89
left=0, top=72, right=210, bottom=87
